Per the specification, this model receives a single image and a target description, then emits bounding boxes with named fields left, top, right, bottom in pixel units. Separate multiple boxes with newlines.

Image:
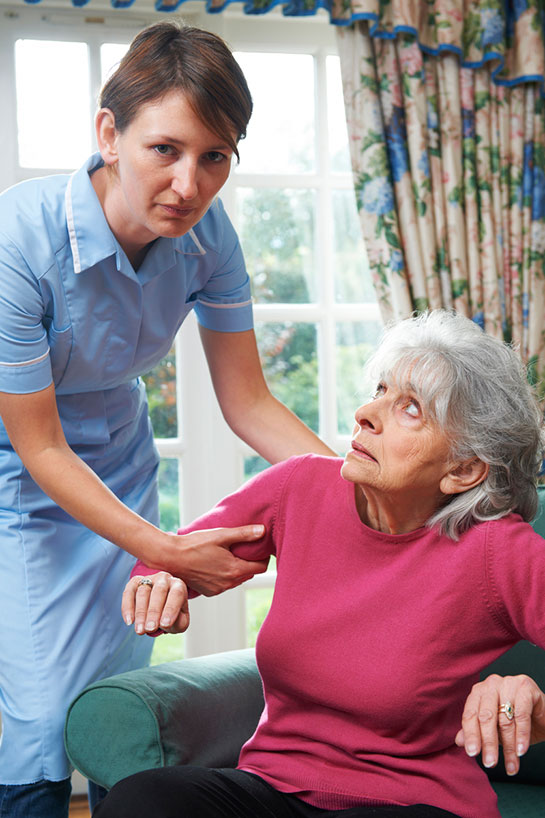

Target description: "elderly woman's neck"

left=354, top=485, right=437, bottom=535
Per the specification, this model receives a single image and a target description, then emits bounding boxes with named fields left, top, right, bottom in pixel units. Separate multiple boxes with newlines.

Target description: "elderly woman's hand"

left=122, top=572, right=190, bottom=635
left=455, top=673, right=545, bottom=775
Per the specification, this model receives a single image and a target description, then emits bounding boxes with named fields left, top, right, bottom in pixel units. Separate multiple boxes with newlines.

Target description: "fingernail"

left=506, top=762, right=517, bottom=776
left=136, top=623, right=144, bottom=634
left=160, top=617, right=171, bottom=627
left=125, top=614, right=133, bottom=626
left=145, top=621, right=156, bottom=631
left=517, top=743, right=525, bottom=757
left=483, top=754, right=495, bottom=768
left=253, top=525, right=264, bottom=536
left=466, top=744, right=478, bottom=757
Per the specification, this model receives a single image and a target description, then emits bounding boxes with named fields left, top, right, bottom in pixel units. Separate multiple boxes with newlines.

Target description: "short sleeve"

left=0, top=235, right=52, bottom=394
left=192, top=200, right=253, bottom=333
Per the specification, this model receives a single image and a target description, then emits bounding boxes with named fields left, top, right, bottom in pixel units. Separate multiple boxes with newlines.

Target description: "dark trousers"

left=0, top=778, right=71, bottom=818
left=92, top=766, right=461, bottom=818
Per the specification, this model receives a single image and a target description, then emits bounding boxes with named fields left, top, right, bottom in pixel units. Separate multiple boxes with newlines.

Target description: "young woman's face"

left=103, top=91, right=235, bottom=249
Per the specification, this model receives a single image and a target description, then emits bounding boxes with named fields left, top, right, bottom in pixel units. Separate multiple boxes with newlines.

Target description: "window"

left=0, top=5, right=381, bottom=664
left=15, top=38, right=92, bottom=168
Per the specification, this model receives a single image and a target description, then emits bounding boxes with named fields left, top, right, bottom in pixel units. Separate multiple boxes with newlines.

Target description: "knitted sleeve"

left=485, top=515, right=545, bottom=647
left=131, top=455, right=308, bottom=579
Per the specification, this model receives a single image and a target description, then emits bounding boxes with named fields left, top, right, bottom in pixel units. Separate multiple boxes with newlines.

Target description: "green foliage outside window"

left=142, top=349, right=177, bottom=439
left=239, top=188, right=315, bottom=304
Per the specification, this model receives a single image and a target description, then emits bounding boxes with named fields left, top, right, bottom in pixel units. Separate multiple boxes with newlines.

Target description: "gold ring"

left=498, top=701, right=514, bottom=721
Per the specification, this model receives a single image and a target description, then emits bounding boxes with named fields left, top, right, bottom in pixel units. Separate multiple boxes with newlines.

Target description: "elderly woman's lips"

left=350, top=441, right=377, bottom=462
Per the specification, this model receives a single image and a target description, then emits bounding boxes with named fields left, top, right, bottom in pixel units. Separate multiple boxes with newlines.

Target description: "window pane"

left=15, top=40, right=91, bottom=168
left=244, top=454, right=269, bottom=481
left=327, top=56, right=351, bottom=174
left=101, top=42, right=129, bottom=84
left=152, top=457, right=182, bottom=663
left=336, top=321, right=382, bottom=435
left=333, top=190, right=374, bottom=303
left=235, top=52, right=315, bottom=174
left=143, top=347, right=177, bottom=438
left=151, top=633, right=184, bottom=665
left=256, top=321, right=319, bottom=431
left=237, top=188, right=316, bottom=304
left=158, top=458, right=180, bottom=532
left=246, top=587, right=274, bottom=647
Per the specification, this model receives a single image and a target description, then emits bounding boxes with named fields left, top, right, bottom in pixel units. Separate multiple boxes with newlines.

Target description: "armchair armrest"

left=64, top=648, right=263, bottom=790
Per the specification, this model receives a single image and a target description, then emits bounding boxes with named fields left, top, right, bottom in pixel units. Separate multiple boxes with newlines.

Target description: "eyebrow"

left=148, top=134, right=232, bottom=152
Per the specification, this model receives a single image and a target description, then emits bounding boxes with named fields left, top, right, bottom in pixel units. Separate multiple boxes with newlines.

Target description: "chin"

left=340, top=460, right=359, bottom=482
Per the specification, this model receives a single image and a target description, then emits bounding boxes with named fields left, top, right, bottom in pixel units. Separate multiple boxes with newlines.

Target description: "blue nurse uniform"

left=0, top=153, right=253, bottom=784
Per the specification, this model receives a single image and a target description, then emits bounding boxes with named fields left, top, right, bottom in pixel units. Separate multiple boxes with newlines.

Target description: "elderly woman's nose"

left=354, top=402, right=379, bottom=430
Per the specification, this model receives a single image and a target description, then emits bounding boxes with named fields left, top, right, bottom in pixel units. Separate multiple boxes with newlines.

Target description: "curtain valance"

left=21, top=0, right=545, bottom=100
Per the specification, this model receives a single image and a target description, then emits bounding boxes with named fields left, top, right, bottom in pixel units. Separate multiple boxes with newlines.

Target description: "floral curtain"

left=333, top=1, right=545, bottom=391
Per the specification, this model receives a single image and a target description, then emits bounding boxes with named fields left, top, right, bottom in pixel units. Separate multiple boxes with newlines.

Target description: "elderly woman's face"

left=341, top=381, right=454, bottom=515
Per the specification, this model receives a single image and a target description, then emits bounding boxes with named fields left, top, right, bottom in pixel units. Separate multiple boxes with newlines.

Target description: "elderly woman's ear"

left=440, top=458, right=489, bottom=496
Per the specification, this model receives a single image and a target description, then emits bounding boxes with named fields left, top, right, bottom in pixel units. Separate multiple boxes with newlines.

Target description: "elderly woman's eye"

left=404, top=400, right=420, bottom=418
left=373, top=383, right=386, bottom=399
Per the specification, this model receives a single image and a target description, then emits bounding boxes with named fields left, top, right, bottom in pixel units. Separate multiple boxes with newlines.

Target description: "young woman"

left=0, top=22, right=333, bottom=818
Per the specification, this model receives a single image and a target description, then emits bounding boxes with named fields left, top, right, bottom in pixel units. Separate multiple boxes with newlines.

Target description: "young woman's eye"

left=153, top=145, right=174, bottom=156
left=205, top=151, right=228, bottom=164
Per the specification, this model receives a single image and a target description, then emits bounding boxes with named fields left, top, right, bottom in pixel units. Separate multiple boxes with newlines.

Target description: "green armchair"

left=64, top=642, right=545, bottom=817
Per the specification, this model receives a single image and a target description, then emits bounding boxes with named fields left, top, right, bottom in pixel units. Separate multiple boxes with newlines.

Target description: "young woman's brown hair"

left=99, top=21, right=253, bottom=159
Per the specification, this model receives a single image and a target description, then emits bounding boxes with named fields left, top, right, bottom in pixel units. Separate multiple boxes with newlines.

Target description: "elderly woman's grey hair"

left=363, top=310, right=545, bottom=540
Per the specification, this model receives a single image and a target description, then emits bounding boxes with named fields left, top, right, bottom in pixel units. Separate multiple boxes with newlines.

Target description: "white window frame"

left=0, top=1, right=381, bottom=658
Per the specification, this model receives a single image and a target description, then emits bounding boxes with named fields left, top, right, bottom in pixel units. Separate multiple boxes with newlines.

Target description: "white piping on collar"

left=188, top=228, right=206, bottom=256
left=65, top=172, right=82, bottom=274
left=65, top=173, right=205, bottom=269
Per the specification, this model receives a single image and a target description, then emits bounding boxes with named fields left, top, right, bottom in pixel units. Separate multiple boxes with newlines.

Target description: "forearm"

left=1, top=385, right=268, bottom=595
left=25, top=444, right=270, bottom=596
left=200, top=326, right=335, bottom=462
left=24, top=442, right=172, bottom=567
left=227, top=390, right=335, bottom=464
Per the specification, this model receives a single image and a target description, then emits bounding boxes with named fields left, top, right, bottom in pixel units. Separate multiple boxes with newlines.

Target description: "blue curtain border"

left=25, top=0, right=544, bottom=94
left=149, top=0, right=545, bottom=94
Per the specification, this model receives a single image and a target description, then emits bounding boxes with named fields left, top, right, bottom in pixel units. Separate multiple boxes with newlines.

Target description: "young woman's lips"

left=159, top=203, right=195, bottom=217
left=351, top=441, right=377, bottom=462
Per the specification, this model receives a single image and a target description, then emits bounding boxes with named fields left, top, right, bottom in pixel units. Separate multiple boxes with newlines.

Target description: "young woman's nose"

left=171, top=159, right=198, bottom=200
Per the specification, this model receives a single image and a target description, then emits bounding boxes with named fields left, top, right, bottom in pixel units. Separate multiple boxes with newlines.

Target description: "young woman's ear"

left=440, top=458, right=489, bottom=496
left=95, top=109, right=119, bottom=166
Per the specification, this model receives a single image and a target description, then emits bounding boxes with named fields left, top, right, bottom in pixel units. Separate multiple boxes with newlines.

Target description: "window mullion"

left=88, top=37, right=103, bottom=154
left=0, top=20, right=18, bottom=192
left=315, top=46, right=338, bottom=448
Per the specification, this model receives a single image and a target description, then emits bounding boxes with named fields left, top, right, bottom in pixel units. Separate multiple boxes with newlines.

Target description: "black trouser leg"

left=93, top=765, right=462, bottom=818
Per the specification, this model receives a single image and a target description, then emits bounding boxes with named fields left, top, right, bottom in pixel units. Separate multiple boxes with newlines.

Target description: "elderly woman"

left=96, top=310, right=545, bottom=818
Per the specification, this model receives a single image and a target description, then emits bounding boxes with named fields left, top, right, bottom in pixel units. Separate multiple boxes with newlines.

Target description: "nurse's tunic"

left=0, top=153, right=253, bottom=783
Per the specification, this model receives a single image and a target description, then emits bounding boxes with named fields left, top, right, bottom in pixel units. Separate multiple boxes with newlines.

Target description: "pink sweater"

left=134, top=455, right=545, bottom=818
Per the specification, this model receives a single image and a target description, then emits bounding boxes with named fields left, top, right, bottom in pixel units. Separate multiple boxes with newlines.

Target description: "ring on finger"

left=137, top=577, right=154, bottom=589
left=498, top=701, right=514, bottom=721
